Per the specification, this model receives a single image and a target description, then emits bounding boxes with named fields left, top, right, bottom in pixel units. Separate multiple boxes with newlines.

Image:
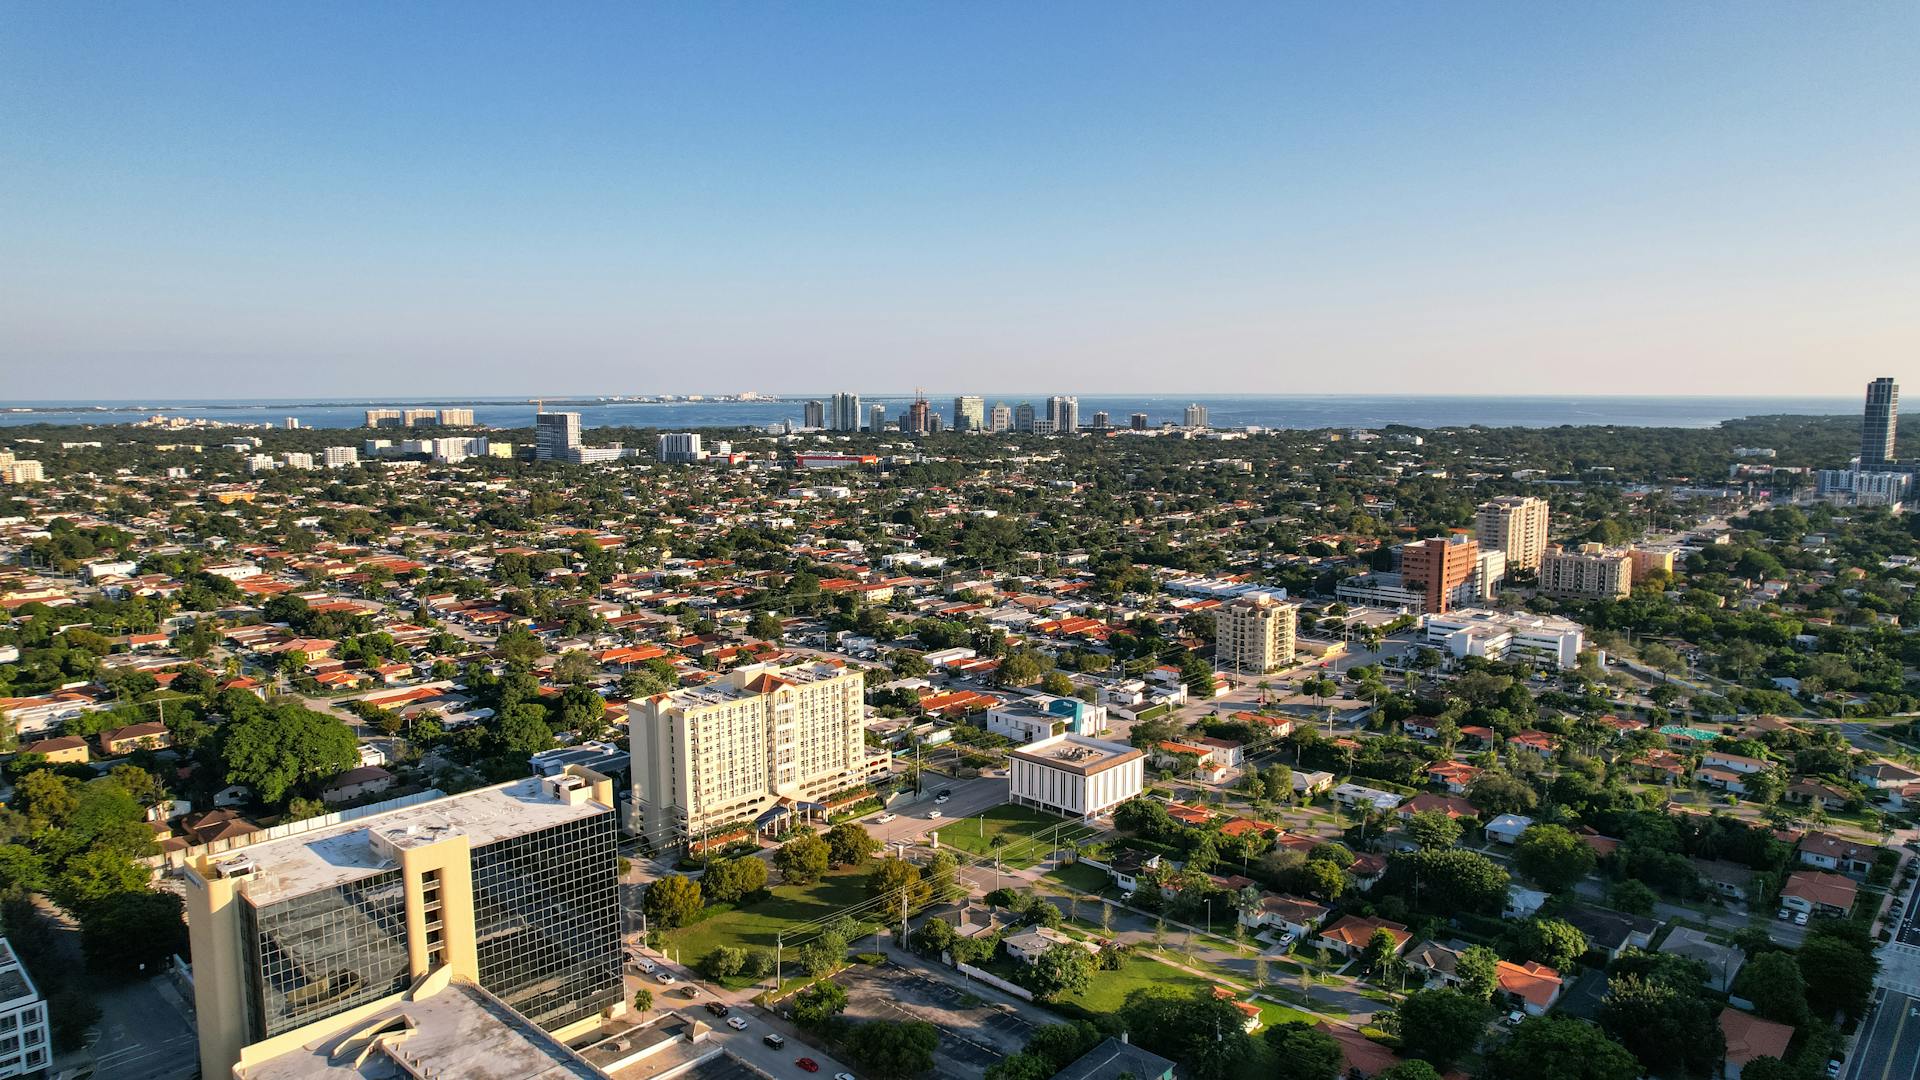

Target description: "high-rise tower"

left=1863, top=377, right=1898, bottom=464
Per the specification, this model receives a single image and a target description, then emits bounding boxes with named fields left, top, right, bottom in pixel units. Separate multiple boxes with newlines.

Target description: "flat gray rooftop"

left=220, top=776, right=610, bottom=906
left=233, top=978, right=602, bottom=1080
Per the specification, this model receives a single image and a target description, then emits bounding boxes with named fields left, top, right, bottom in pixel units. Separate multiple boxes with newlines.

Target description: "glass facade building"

left=242, top=869, right=411, bottom=1038
left=472, top=812, right=622, bottom=1029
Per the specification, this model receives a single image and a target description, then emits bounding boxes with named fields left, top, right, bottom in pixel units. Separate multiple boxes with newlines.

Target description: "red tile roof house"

left=1496, top=960, right=1563, bottom=1016
left=1508, top=730, right=1556, bottom=756
left=1397, top=792, right=1477, bottom=822
left=1720, top=1009, right=1794, bottom=1080
left=1780, top=870, right=1858, bottom=917
left=1425, top=761, right=1480, bottom=794
left=1316, top=915, right=1411, bottom=959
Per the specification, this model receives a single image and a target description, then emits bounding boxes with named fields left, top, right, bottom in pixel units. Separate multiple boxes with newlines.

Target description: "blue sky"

left=2, top=3, right=1915, bottom=398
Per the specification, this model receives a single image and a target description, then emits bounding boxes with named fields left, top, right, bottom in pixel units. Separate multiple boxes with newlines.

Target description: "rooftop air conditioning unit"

left=214, top=855, right=256, bottom=879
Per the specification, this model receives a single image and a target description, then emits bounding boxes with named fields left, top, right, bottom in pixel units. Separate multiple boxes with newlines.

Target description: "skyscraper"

left=953, top=395, right=985, bottom=433
left=1130, top=412, right=1149, bottom=431
left=1091, top=411, right=1110, bottom=429
left=907, top=397, right=931, bottom=435
left=868, top=403, right=887, bottom=432
left=830, top=392, right=862, bottom=432
left=1474, top=495, right=1550, bottom=572
left=1863, top=377, right=1898, bottom=464
left=803, top=400, right=826, bottom=428
left=1047, top=395, right=1079, bottom=434
left=1014, top=402, right=1037, bottom=433
left=185, top=771, right=623, bottom=1079
left=1184, top=403, right=1209, bottom=429
left=989, top=402, right=1013, bottom=432
left=535, top=411, right=581, bottom=461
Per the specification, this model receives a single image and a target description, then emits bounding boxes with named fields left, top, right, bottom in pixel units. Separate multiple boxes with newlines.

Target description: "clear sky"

left=2, top=3, right=1915, bottom=399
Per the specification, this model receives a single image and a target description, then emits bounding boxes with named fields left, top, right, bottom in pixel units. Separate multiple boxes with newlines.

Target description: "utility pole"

left=774, top=933, right=782, bottom=991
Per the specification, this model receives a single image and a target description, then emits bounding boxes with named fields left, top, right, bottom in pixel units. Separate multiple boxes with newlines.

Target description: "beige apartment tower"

left=184, top=770, right=623, bottom=1080
left=1475, top=496, right=1550, bottom=572
left=1539, top=543, right=1633, bottom=600
left=1214, top=592, right=1298, bottom=675
left=629, top=660, right=884, bottom=846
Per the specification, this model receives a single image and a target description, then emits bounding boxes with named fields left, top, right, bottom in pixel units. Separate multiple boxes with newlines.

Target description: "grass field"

left=1062, top=953, right=1224, bottom=1015
left=931, top=804, right=1080, bottom=868
left=662, top=861, right=881, bottom=987
left=1043, top=861, right=1114, bottom=894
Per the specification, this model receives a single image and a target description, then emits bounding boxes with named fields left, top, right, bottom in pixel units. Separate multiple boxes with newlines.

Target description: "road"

left=1851, top=866, right=1920, bottom=1080
left=1848, top=990, right=1920, bottom=1080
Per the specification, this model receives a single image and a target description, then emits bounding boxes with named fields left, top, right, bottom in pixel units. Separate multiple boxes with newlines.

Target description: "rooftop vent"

left=214, top=855, right=256, bottom=879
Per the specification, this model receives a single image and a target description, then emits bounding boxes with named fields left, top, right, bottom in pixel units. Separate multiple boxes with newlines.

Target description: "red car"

left=796, top=1059, right=820, bottom=1073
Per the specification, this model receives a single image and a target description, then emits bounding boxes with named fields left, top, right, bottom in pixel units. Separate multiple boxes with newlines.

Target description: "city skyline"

left=5, top=3, right=1917, bottom=398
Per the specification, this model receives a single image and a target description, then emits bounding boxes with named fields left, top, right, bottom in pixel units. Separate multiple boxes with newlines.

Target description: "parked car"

left=1826, top=1058, right=1843, bottom=1078
left=928, top=810, right=942, bottom=819
left=935, top=794, right=950, bottom=804
left=705, top=1002, right=730, bottom=1017
left=1777, top=908, right=1792, bottom=921
left=937, top=788, right=952, bottom=798
left=1793, top=911, right=1810, bottom=926
left=834, top=1074, right=856, bottom=1080
left=727, top=1016, right=749, bottom=1031
left=796, top=1058, right=820, bottom=1073
left=764, top=1034, right=786, bottom=1049
left=875, top=813, right=895, bottom=823
left=655, top=970, right=677, bottom=984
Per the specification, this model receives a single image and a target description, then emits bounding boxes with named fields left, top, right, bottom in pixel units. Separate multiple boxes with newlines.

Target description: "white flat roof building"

left=1421, top=608, right=1584, bottom=669
left=1008, top=733, right=1144, bottom=821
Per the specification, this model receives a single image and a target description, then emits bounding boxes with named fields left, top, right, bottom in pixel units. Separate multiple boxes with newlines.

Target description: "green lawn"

left=1043, top=861, right=1114, bottom=895
left=661, top=861, right=880, bottom=987
left=931, top=804, right=1075, bottom=868
left=1062, top=953, right=1224, bottom=1015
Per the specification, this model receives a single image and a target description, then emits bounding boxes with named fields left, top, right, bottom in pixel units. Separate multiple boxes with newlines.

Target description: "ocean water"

left=0, top=394, right=1855, bottom=431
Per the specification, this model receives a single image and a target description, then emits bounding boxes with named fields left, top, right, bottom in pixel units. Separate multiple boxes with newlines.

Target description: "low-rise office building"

left=984, top=693, right=1110, bottom=742
left=1009, top=733, right=1144, bottom=820
left=1421, top=608, right=1585, bottom=669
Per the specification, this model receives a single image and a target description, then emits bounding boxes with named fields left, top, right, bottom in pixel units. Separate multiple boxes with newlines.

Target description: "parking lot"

left=833, top=961, right=1033, bottom=1080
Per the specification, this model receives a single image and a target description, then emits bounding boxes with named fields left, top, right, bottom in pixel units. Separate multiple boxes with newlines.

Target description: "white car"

left=655, top=970, right=677, bottom=984
left=632, top=957, right=658, bottom=973
left=726, top=1016, right=749, bottom=1031
left=835, top=1073, right=857, bottom=1080
left=935, top=794, right=950, bottom=804
left=928, top=810, right=942, bottom=819
left=875, top=813, right=896, bottom=824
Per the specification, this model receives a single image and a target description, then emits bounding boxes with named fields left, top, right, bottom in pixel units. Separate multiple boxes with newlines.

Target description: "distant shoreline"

left=0, top=394, right=1858, bottom=433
